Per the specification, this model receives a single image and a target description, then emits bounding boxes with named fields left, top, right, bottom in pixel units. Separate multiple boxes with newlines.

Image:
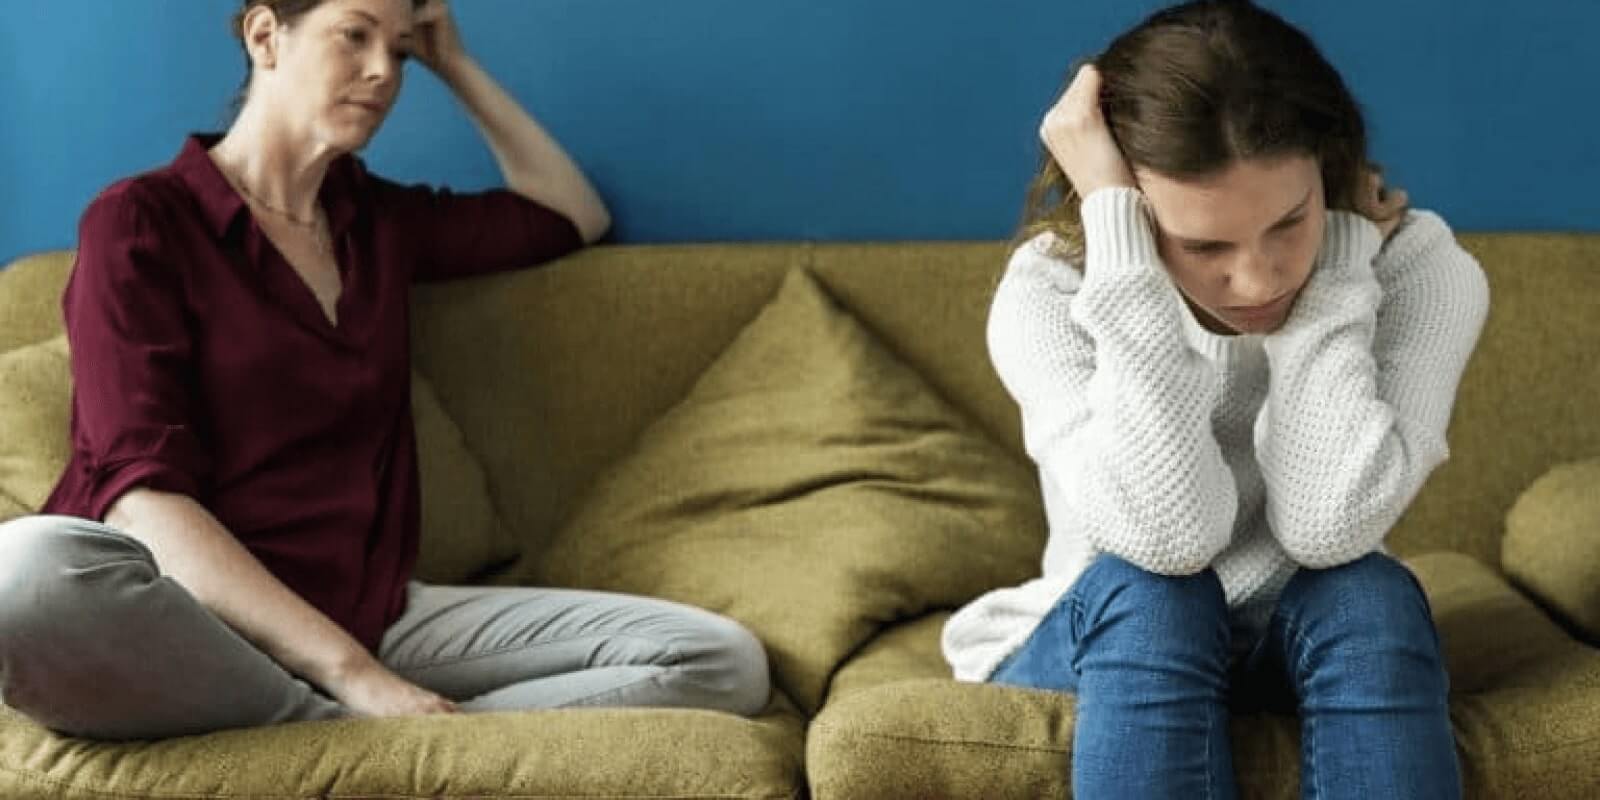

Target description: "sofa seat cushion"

left=0, top=699, right=804, bottom=799
left=0, top=335, right=517, bottom=584
left=807, top=552, right=1600, bottom=799
left=529, top=268, right=1046, bottom=713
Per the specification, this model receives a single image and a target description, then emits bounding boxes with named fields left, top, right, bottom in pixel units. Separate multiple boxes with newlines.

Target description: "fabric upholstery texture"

left=529, top=268, right=1046, bottom=712
left=1502, top=458, right=1600, bottom=644
left=409, top=371, right=521, bottom=584
left=0, top=251, right=71, bottom=354
left=0, top=335, right=70, bottom=518
left=0, top=697, right=805, bottom=799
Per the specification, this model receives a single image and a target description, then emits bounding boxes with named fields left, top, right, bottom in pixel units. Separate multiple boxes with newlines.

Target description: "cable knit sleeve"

left=989, top=188, right=1237, bottom=575
left=1255, top=209, right=1489, bottom=567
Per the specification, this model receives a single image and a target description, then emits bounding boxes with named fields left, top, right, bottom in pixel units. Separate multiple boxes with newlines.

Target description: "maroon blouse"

left=43, top=135, right=582, bottom=651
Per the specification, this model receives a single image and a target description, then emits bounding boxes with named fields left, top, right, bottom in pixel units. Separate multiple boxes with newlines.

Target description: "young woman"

left=942, top=2, right=1487, bottom=797
left=0, top=0, right=768, bottom=740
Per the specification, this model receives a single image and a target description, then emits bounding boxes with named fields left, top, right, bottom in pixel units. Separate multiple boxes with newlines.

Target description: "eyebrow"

left=1171, top=188, right=1313, bottom=249
left=345, top=10, right=414, bottom=40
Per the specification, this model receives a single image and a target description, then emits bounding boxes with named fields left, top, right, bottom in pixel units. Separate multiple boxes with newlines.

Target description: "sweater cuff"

left=1080, top=187, right=1162, bottom=277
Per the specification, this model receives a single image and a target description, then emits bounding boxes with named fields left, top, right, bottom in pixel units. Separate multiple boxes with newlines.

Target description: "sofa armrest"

left=1503, top=459, right=1600, bottom=644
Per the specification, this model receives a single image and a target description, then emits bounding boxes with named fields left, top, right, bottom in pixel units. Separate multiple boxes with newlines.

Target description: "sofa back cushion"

left=0, top=336, right=71, bottom=519
left=8, top=231, right=1600, bottom=571
left=0, top=251, right=72, bottom=352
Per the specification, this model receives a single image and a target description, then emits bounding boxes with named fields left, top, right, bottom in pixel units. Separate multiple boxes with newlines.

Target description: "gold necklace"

left=219, top=167, right=334, bottom=254
left=227, top=173, right=322, bottom=229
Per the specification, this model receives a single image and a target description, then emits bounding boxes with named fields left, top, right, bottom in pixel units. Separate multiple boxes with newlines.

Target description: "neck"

left=210, top=103, right=340, bottom=222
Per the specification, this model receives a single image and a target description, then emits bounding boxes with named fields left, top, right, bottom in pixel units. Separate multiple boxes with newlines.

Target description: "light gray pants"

left=0, top=515, right=770, bottom=740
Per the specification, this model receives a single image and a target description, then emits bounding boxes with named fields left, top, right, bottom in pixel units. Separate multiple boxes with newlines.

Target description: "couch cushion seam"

left=815, top=726, right=1070, bottom=755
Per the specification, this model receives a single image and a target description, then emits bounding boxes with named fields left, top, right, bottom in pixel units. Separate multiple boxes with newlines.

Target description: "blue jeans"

left=992, top=553, right=1461, bottom=799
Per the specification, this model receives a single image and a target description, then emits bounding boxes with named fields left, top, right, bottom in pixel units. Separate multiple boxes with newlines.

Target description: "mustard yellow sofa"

left=0, top=232, right=1596, bottom=799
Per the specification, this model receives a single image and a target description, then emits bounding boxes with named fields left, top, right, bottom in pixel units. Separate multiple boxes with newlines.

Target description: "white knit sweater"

left=942, top=187, right=1490, bottom=682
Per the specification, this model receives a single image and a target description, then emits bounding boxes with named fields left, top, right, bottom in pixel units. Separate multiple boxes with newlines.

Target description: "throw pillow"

left=531, top=269, right=1046, bottom=712
left=1503, top=458, right=1600, bottom=642
left=411, top=372, right=522, bottom=583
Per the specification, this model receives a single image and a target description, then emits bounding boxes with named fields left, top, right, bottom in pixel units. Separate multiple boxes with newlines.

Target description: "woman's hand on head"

left=410, top=0, right=469, bottom=77
left=326, top=658, right=460, bottom=718
left=1355, top=166, right=1409, bottom=242
left=1041, top=64, right=1137, bottom=199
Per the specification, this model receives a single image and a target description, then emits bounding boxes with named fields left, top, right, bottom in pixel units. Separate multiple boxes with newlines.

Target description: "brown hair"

left=227, top=0, right=426, bottom=114
left=1019, top=0, right=1369, bottom=261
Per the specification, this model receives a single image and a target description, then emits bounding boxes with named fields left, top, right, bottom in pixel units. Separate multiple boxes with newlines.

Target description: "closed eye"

left=1271, top=214, right=1306, bottom=233
left=1182, top=241, right=1231, bottom=257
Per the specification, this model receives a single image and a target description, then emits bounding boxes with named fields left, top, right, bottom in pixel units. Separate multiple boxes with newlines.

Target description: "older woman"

left=0, top=0, right=768, bottom=741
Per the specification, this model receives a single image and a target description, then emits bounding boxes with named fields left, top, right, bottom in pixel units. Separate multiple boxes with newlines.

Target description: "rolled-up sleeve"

left=372, top=177, right=583, bottom=283
left=62, top=188, right=209, bottom=519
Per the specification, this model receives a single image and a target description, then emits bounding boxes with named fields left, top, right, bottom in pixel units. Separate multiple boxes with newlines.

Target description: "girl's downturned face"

left=1137, top=155, right=1326, bottom=335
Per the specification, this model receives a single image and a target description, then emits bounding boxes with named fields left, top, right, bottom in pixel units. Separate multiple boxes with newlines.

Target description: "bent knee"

left=0, top=516, right=156, bottom=638
left=1081, top=554, right=1227, bottom=618
left=1285, top=553, right=1433, bottom=624
left=671, top=612, right=771, bottom=716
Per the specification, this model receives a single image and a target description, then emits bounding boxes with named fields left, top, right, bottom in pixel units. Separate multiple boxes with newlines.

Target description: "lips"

left=346, top=100, right=388, bottom=114
left=1227, top=291, right=1293, bottom=318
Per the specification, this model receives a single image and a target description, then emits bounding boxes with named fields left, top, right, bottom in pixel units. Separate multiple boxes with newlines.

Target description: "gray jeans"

left=0, top=515, right=770, bottom=740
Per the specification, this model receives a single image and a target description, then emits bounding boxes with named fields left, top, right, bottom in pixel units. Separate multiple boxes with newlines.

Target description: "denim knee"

left=1276, top=553, right=1449, bottom=697
left=1278, top=553, right=1437, bottom=637
left=1074, top=554, right=1230, bottom=643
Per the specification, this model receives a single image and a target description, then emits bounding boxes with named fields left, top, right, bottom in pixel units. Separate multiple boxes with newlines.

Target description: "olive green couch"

left=0, top=232, right=1596, bottom=799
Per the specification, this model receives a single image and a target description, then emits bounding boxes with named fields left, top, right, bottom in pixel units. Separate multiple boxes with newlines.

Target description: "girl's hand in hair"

left=1041, top=64, right=1137, bottom=198
left=1355, top=167, right=1409, bottom=242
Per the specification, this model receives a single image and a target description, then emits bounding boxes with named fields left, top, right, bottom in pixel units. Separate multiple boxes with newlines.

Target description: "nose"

left=363, top=47, right=400, bottom=90
left=1228, top=248, right=1281, bottom=306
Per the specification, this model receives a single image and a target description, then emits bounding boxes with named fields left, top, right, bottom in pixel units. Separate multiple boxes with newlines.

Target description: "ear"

left=240, top=5, right=282, bottom=70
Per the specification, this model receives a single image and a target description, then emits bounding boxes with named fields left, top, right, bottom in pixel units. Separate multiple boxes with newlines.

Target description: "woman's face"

left=258, top=0, right=415, bottom=153
left=1136, top=155, right=1326, bottom=335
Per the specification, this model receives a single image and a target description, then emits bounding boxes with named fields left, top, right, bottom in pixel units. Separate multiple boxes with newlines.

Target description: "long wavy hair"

left=1019, top=0, right=1370, bottom=261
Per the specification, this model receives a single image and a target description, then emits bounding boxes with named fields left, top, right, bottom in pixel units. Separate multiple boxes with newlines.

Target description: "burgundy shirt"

left=43, top=135, right=582, bottom=651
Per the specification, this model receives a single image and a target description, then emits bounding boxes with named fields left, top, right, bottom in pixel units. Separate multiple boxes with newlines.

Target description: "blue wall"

left=2, top=0, right=1597, bottom=264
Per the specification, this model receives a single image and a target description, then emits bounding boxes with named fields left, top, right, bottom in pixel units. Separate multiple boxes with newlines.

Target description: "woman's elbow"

left=576, top=204, right=612, bottom=244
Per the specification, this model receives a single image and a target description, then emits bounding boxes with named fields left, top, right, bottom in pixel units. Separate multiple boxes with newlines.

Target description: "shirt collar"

left=171, top=133, right=361, bottom=239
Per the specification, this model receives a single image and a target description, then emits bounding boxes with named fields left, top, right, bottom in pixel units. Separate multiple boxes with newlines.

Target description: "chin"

left=320, top=121, right=383, bottom=154
left=1227, top=316, right=1288, bottom=335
